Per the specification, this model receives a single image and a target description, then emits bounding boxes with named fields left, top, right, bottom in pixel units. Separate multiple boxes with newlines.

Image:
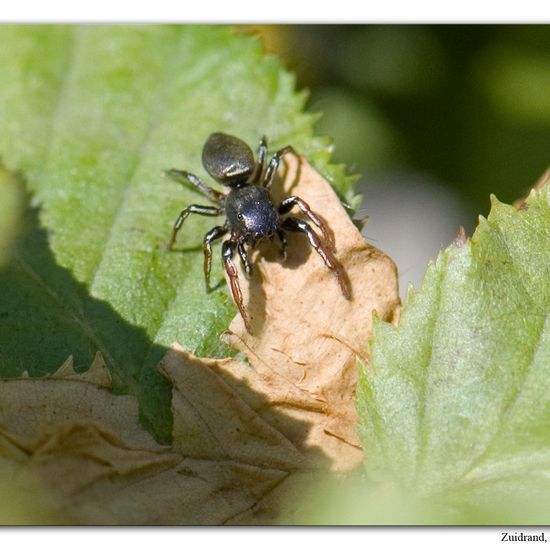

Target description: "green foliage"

left=0, top=25, right=353, bottom=442
left=0, top=166, right=22, bottom=267
left=290, top=182, right=550, bottom=525
left=479, top=46, right=550, bottom=126
left=354, top=182, right=550, bottom=523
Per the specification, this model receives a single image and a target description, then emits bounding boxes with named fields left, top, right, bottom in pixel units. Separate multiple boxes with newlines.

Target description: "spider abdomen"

left=225, top=186, right=279, bottom=241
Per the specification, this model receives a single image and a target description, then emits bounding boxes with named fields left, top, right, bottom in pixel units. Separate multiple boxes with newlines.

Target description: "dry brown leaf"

left=221, top=156, right=400, bottom=470
left=0, top=158, right=399, bottom=524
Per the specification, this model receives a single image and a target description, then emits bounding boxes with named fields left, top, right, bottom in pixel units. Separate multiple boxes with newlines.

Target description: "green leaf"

left=0, top=25, right=353, bottom=442
left=0, top=166, right=23, bottom=267
left=355, top=180, right=550, bottom=523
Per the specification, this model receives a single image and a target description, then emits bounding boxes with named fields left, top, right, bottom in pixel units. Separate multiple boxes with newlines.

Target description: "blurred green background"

left=247, top=25, right=550, bottom=292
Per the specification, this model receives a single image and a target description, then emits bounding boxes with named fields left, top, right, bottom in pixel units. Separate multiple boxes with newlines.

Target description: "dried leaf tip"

left=513, top=166, right=550, bottom=210
left=453, top=225, right=468, bottom=247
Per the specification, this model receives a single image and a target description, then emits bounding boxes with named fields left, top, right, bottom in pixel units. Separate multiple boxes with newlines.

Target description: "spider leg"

left=278, top=195, right=335, bottom=250
left=282, top=217, right=351, bottom=299
left=163, top=169, right=225, bottom=203
left=203, top=224, right=228, bottom=290
left=222, top=239, right=251, bottom=330
left=167, top=204, right=223, bottom=251
left=237, top=241, right=253, bottom=276
left=276, top=229, right=288, bottom=261
left=250, top=136, right=268, bottom=183
left=263, top=145, right=297, bottom=189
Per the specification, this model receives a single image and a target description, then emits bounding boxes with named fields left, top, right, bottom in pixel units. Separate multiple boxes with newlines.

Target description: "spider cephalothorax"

left=164, top=132, right=350, bottom=330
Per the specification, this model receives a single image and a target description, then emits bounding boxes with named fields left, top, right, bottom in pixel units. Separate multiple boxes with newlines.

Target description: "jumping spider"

left=164, top=132, right=350, bottom=330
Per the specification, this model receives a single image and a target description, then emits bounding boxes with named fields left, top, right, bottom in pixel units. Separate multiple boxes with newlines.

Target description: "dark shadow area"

left=0, top=188, right=333, bottom=500
left=243, top=250, right=267, bottom=333
left=168, top=244, right=203, bottom=254
left=0, top=191, right=173, bottom=443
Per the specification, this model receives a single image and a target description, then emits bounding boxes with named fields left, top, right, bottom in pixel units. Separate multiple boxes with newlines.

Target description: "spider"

left=164, top=132, right=350, bottom=330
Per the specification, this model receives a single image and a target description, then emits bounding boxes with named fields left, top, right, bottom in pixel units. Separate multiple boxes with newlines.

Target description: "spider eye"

left=237, top=214, right=244, bottom=220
